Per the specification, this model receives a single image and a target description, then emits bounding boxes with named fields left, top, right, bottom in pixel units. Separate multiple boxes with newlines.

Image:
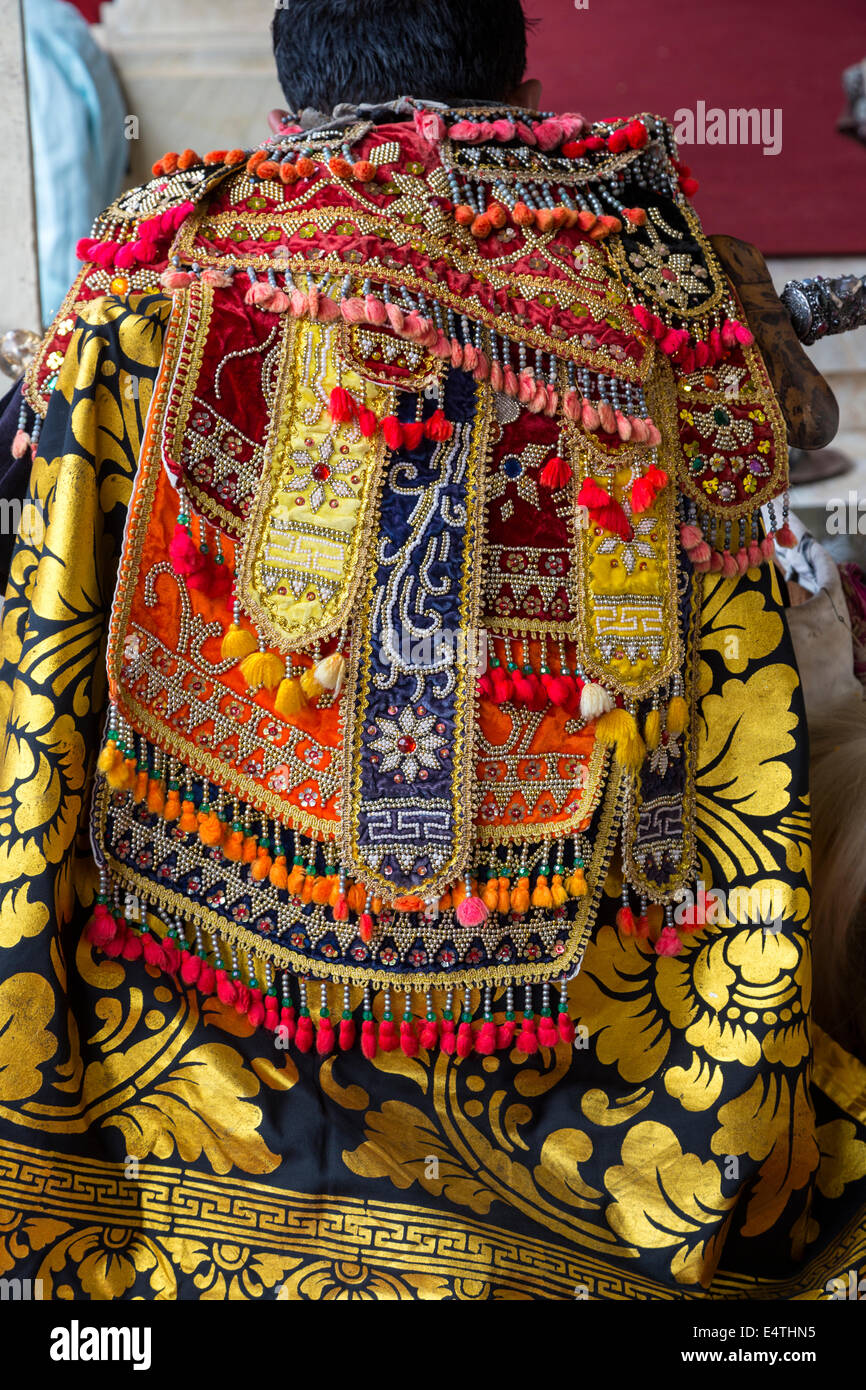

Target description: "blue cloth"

left=24, top=0, right=127, bottom=320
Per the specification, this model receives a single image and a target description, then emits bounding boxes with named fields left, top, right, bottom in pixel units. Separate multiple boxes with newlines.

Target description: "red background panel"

left=69, top=0, right=865, bottom=254
left=526, top=0, right=866, bottom=254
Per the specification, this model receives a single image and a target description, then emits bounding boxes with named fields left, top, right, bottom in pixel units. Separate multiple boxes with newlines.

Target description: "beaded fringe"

left=84, top=894, right=578, bottom=1059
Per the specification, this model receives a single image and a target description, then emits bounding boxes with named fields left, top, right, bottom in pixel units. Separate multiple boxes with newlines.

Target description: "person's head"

left=271, top=0, right=539, bottom=114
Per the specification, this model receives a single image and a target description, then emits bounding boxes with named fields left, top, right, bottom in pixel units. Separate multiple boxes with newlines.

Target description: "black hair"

left=271, top=0, right=529, bottom=113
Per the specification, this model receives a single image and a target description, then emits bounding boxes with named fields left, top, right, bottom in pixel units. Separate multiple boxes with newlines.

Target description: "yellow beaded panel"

left=570, top=367, right=682, bottom=699
left=236, top=320, right=393, bottom=651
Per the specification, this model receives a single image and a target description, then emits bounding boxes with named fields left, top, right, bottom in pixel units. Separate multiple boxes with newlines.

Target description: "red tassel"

left=359, top=912, right=374, bottom=943
left=776, top=522, right=796, bottom=548
left=378, top=1018, right=399, bottom=1052
left=196, top=961, right=215, bottom=994
left=418, top=1018, right=439, bottom=1049
left=280, top=1005, right=297, bottom=1041
left=424, top=408, right=454, bottom=442
left=248, top=989, right=266, bottom=1029
left=294, top=1014, right=313, bottom=1052
left=103, top=927, right=127, bottom=958
left=141, top=932, right=167, bottom=969
left=540, top=455, right=572, bottom=489
left=120, top=932, right=143, bottom=961
left=216, top=969, right=237, bottom=1006
left=168, top=523, right=202, bottom=577
left=161, top=939, right=182, bottom=975
left=496, top=1018, right=518, bottom=1050
left=542, top=671, right=571, bottom=707
left=577, top=479, right=633, bottom=540
left=316, top=1016, right=336, bottom=1054
left=516, top=1017, right=539, bottom=1054
left=475, top=1020, right=497, bottom=1055
left=400, top=1019, right=419, bottom=1056
left=440, top=1018, right=457, bottom=1054
left=489, top=666, right=514, bottom=705
left=617, top=905, right=637, bottom=934
left=264, top=997, right=280, bottom=1031
left=402, top=421, right=425, bottom=451
left=456, top=1021, right=475, bottom=1057
left=357, top=407, right=378, bottom=437
left=537, top=1014, right=559, bottom=1048
left=631, top=474, right=657, bottom=513
left=86, top=903, right=119, bottom=946
left=329, top=386, right=356, bottom=423
left=382, top=415, right=404, bottom=450
left=180, top=952, right=201, bottom=984
left=339, top=1016, right=356, bottom=1050
left=558, top=1012, right=576, bottom=1045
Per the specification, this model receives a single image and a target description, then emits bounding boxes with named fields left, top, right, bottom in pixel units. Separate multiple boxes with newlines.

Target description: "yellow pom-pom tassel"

left=107, top=756, right=132, bottom=789
left=250, top=849, right=273, bottom=881
left=550, top=873, right=569, bottom=906
left=565, top=868, right=587, bottom=897
left=531, top=874, right=553, bottom=908
left=146, top=779, right=165, bottom=815
left=286, top=863, right=306, bottom=896
left=300, top=667, right=325, bottom=702
left=596, top=707, right=647, bottom=771
left=198, top=812, right=225, bottom=846
left=242, top=835, right=258, bottom=864
left=644, top=708, right=662, bottom=751
left=223, top=828, right=244, bottom=861
left=666, top=695, right=688, bottom=737
left=239, top=650, right=285, bottom=690
left=98, top=739, right=119, bottom=774
left=269, top=855, right=289, bottom=890
left=314, top=651, right=346, bottom=696
left=497, top=877, right=511, bottom=914
left=133, top=768, right=149, bottom=802
left=482, top=877, right=500, bottom=911
left=347, top=882, right=366, bottom=912
left=163, top=788, right=181, bottom=821
left=511, top=875, right=531, bottom=915
left=312, top=874, right=333, bottom=905
left=274, top=676, right=307, bottom=717
left=179, top=799, right=199, bottom=833
left=221, top=623, right=257, bottom=662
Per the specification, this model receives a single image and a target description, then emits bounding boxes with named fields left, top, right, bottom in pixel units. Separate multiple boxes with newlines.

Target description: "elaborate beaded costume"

left=26, top=99, right=791, bottom=1057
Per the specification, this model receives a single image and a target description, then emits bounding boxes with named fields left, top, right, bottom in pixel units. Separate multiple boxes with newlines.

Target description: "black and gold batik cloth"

left=1, top=103, right=865, bottom=1300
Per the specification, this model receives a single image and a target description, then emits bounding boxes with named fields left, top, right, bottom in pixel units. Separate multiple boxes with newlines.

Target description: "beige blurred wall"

left=94, top=0, right=285, bottom=186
